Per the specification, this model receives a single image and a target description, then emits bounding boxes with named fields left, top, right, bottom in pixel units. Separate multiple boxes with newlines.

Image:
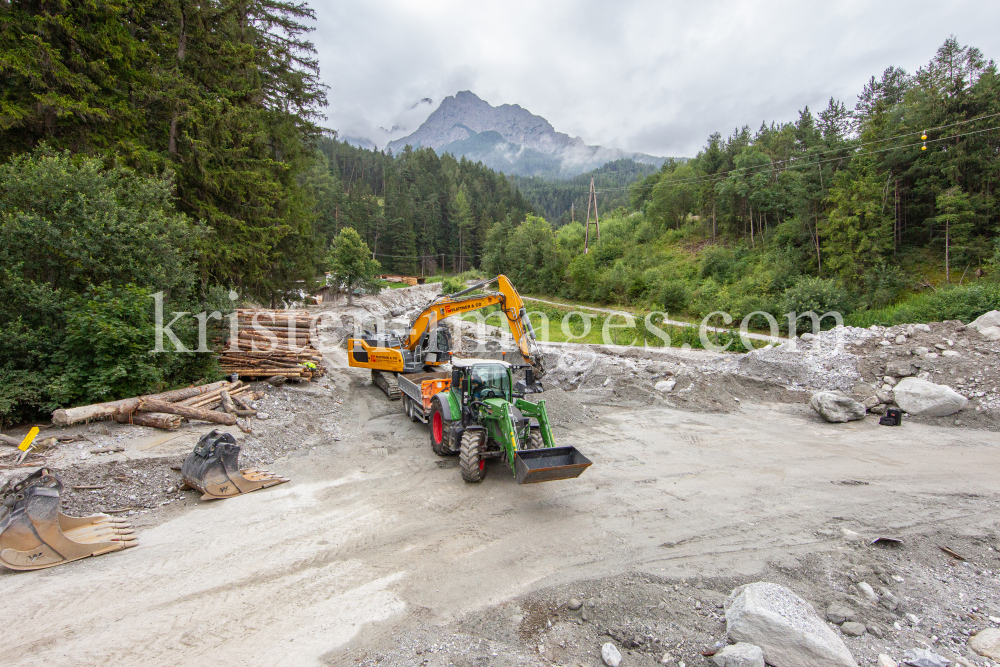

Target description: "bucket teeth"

left=181, top=430, right=290, bottom=500
left=0, top=469, right=139, bottom=571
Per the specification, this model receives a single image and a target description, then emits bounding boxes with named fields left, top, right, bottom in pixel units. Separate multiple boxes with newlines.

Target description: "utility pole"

left=584, top=177, right=600, bottom=254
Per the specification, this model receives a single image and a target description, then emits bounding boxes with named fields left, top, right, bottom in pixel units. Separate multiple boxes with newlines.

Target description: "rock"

left=901, top=648, right=950, bottom=667
left=661, top=653, right=676, bottom=664
left=725, top=582, right=857, bottom=667
left=914, top=347, right=930, bottom=356
left=810, top=392, right=866, bottom=423
left=878, top=656, right=898, bottom=667
left=871, top=404, right=887, bottom=414
left=942, top=350, right=960, bottom=358
left=914, top=323, right=932, bottom=332
left=969, top=628, right=1000, bottom=659
left=868, top=625, right=884, bottom=639
left=581, top=606, right=591, bottom=622
left=934, top=342, right=947, bottom=350
left=862, top=395, right=880, bottom=410
left=879, top=340, right=892, bottom=347
left=712, top=642, right=765, bottom=667
left=876, top=389, right=895, bottom=404
left=925, top=352, right=939, bottom=360
left=841, top=622, right=866, bottom=636
left=905, top=613, right=921, bottom=626
left=895, top=334, right=907, bottom=344
left=655, top=379, right=677, bottom=393
left=603, top=377, right=613, bottom=387
left=567, top=598, right=583, bottom=611
left=968, top=311, right=1000, bottom=340
left=883, top=376, right=898, bottom=386
left=267, top=375, right=287, bottom=386
left=857, top=582, right=879, bottom=603
left=800, top=332, right=815, bottom=342
left=256, top=411, right=271, bottom=420
left=826, top=603, right=855, bottom=625
left=885, top=360, right=915, bottom=377
left=601, top=642, right=622, bottom=667
left=893, top=378, right=967, bottom=416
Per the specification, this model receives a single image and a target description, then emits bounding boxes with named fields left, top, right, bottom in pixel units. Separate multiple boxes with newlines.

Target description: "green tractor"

left=399, top=359, right=592, bottom=484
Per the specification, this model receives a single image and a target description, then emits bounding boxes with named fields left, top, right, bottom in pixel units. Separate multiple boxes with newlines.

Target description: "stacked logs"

left=216, top=309, right=326, bottom=381
left=51, top=380, right=263, bottom=430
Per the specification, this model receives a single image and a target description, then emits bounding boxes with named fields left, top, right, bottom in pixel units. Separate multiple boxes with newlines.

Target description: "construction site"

left=1, top=279, right=998, bottom=667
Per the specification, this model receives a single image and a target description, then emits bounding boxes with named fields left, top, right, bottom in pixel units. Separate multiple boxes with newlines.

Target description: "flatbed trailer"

left=397, top=371, right=450, bottom=423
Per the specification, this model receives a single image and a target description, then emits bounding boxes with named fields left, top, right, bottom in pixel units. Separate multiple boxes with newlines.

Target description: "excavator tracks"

left=372, top=370, right=401, bottom=400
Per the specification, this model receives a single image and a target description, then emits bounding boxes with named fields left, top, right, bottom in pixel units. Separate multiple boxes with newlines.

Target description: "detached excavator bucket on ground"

left=0, top=469, right=137, bottom=571
left=181, top=430, right=288, bottom=500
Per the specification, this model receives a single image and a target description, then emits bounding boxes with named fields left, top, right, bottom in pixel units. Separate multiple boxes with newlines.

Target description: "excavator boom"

left=347, top=275, right=545, bottom=389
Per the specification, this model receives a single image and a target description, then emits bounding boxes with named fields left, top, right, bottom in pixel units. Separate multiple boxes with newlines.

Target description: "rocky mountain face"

left=386, top=91, right=664, bottom=178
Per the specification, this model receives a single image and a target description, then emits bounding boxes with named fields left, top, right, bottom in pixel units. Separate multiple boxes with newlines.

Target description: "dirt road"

left=4, top=355, right=1000, bottom=666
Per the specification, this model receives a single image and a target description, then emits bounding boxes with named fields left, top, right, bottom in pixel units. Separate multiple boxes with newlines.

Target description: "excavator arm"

left=404, top=275, right=545, bottom=376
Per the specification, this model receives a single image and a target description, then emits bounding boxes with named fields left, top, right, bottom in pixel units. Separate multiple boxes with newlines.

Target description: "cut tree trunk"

left=137, top=399, right=237, bottom=426
left=114, top=412, right=183, bottom=430
left=0, top=434, right=21, bottom=447
left=51, top=381, right=230, bottom=426
left=220, top=390, right=237, bottom=415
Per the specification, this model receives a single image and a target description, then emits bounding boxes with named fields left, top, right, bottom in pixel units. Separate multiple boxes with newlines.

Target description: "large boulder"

left=893, top=378, right=967, bottom=417
left=969, top=628, right=1000, bottom=659
left=969, top=311, right=1000, bottom=340
left=810, top=392, right=866, bottom=423
left=725, top=582, right=857, bottom=667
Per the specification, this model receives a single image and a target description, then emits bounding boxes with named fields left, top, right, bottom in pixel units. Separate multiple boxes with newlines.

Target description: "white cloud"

left=311, top=0, right=1000, bottom=157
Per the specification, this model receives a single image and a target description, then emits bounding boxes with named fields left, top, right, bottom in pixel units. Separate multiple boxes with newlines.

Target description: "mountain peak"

left=386, top=92, right=663, bottom=178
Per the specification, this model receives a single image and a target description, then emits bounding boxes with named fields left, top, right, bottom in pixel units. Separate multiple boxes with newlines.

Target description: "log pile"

left=217, top=309, right=326, bottom=381
left=52, top=380, right=262, bottom=430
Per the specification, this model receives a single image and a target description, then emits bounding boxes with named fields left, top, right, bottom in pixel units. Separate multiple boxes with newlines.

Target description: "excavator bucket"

left=514, top=446, right=593, bottom=484
left=181, top=430, right=288, bottom=500
left=0, top=469, right=137, bottom=571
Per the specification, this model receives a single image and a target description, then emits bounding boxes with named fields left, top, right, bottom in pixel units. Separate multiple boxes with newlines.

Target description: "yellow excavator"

left=347, top=275, right=544, bottom=399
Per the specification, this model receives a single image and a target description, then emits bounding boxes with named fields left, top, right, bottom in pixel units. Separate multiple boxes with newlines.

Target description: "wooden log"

left=51, top=381, right=231, bottom=426
left=137, top=399, right=237, bottom=425
left=177, top=380, right=240, bottom=406
left=184, top=381, right=242, bottom=408
left=220, top=390, right=237, bottom=415
left=151, top=381, right=230, bottom=403
left=1, top=434, right=21, bottom=447
left=114, top=412, right=183, bottom=430
left=53, top=397, right=141, bottom=427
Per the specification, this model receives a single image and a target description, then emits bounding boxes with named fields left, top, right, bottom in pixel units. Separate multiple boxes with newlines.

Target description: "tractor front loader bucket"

left=514, top=446, right=593, bottom=484
left=181, top=430, right=288, bottom=500
left=0, top=469, right=137, bottom=571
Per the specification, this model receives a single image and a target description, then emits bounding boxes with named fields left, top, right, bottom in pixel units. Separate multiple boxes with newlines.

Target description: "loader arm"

left=402, top=275, right=544, bottom=376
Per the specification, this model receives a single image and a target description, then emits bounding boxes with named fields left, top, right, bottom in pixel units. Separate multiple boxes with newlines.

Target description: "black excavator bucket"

left=181, top=430, right=288, bottom=500
left=0, top=469, right=136, bottom=570
left=514, top=446, right=592, bottom=484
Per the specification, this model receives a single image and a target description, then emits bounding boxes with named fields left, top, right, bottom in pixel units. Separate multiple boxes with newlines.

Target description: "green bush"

left=441, top=277, right=466, bottom=294
left=659, top=280, right=690, bottom=314
left=0, top=148, right=220, bottom=424
left=780, top=276, right=852, bottom=317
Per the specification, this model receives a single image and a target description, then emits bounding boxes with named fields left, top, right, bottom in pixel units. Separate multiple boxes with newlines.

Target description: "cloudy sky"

left=312, top=0, right=999, bottom=157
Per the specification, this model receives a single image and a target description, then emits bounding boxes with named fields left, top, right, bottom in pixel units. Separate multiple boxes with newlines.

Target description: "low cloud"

left=312, top=0, right=999, bottom=157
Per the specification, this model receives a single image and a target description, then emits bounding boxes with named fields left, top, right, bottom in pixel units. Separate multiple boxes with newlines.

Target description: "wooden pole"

left=114, top=412, right=183, bottom=430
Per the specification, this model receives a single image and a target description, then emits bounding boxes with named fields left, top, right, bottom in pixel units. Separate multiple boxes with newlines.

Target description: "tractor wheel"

left=429, top=401, right=454, bottom=456
left=459, top=430, right=487, bottom=483
left=527, top=427, right=544, bottom=449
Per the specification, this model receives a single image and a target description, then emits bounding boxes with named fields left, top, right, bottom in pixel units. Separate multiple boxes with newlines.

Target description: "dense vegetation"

left=508, top=159, right=662, bottom=226
left=488, top=38, right=1000, bottom=330
left=0, top=0, right=534, bottom=422
left=311, top=137, right=534, bottom=275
